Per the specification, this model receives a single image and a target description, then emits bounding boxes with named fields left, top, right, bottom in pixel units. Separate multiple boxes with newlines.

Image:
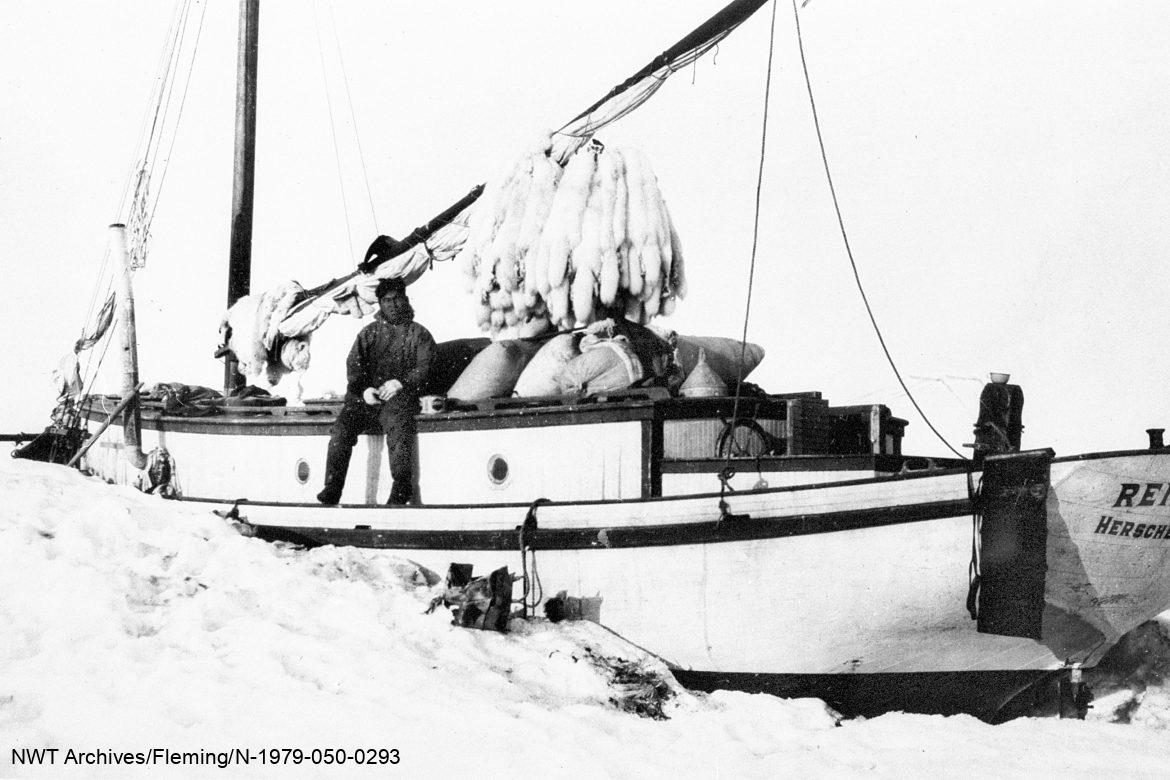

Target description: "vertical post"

left=225, top=0, right=260, bottom=393
left=111, top=224, right=147, bottom=469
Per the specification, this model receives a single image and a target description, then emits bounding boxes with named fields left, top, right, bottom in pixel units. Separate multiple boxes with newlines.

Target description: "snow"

left=2, top=457, right=1169, bottom=778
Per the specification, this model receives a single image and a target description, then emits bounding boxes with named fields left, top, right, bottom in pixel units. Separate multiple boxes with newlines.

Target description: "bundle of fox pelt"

left=219, top=280, right=311, bottom=390
left=457, top=138, right=686, bottom=335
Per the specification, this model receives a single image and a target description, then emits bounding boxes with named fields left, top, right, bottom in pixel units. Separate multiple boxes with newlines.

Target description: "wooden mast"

left=224, top=0, right=259, bottom=393
left=110, top=223, right=147, bottom=469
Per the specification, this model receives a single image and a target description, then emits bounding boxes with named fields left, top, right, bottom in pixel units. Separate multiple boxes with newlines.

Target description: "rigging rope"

left=789, top=0, right=966, bottom=460
left=115, top=0, right=187, bottom=219
left=327, top=0, right=379, bottom=231
left=128, top=0, right=192, bottom=265
left=313, top=0, right=356, bottom=261
left=151, top=0, right=208, bottom=228
left=77, top=0, right=203, bottom=406
left=721, top=0, right=778, bottom=499
left=81, top=0, right=188, bottom=342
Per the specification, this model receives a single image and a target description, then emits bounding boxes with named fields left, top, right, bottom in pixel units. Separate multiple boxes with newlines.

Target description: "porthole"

left=487, top=454, right=509, bottom=485
left=295, top=458, right=311, bottom=484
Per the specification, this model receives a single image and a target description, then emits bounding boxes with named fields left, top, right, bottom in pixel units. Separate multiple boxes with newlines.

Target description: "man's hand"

left=362, top=387, right=381, bottom=405
left=377, top=379, right=404, bottom=401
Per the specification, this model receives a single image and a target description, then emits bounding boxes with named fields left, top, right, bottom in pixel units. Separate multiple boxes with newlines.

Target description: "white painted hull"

left=196, top=453, right=1170, bottom=679
left=78, top=411, right=1170, bottom=709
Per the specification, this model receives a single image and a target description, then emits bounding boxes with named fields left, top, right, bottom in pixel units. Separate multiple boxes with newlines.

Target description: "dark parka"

left=320, top=311, right=436, bottom=505
left=345, top=314, right=436, bottom=407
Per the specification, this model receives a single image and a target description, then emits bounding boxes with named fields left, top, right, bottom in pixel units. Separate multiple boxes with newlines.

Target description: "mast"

left=225, top=0, right=259, bottom=393
left=110, top=223, right=147, bottom=469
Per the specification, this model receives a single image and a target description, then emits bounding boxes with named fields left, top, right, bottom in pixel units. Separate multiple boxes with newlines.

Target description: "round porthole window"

left=295, top=458, right=311, bottom=484
left=487, top=454, right=509, bottom=485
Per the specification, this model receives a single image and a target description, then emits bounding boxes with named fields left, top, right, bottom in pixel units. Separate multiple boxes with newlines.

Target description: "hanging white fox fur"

left=541, top=147, right=595, bottom=292
left=569, top=165, right=605, bottom=324
left=612, top=158, right=630, bottom=294
left=596, top=148, right=622, bottom=305
left=487, top=153, right=534, bottom=293
left=457, top=171, right=503, bottom=283
left=644, top=215, right=667, bottom=300
left=516, top=149, right=562, bottom=266
left=639, top=243, right=663, bottom=304
left=459, top=149, right=528, bottom=299
left=462, top=137, right=684, bottom=334
left=634, top=153, right=666, bottom=300
left=657, top=203, right=675, bottom=301
left=488, top=287, right=512, bottom=312
left=627, top=246, right=646, bottom=299
left=622, top=149, right=648, bottom=260
left=474, top=300, right=491, bottom=330
left=545, top=278, right=571, bottom=328
left=667, top=210, right=687, bottom=300
left=526, top=237, right=551, bottom=298
left=622, top=150, right=648, bottom=299
left=617, top=239, right=631, bottom=290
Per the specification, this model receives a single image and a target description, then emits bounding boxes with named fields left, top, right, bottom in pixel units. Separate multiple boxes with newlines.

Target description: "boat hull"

left=671, top=668, right=1059, bottom=719
left=76, top=404, right=1170, bottom=715
left=179, top=450, right=1170, bottom=715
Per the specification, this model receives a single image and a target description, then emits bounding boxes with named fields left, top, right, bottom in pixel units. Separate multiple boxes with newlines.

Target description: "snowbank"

left=1, top=458, right=1168, bottom=778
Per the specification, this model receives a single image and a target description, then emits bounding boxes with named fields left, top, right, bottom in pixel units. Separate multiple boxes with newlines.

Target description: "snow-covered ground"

left=1, top=458, right=1168, bottom=778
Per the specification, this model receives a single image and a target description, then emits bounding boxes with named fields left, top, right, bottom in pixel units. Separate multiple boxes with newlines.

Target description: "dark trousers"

left=321, top=396, right=417, bottom=504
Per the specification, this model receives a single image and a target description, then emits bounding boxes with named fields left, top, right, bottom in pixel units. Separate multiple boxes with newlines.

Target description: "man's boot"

left=318, top=437, right=352, bottom=505
left=386, top=481, right=412, bottom=506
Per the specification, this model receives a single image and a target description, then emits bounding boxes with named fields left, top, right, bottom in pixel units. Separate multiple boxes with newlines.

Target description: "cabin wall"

left=80, top=415, right=646, bottom=504
left=78, top=393, right=909, bottom=504
left=416, top=421, right=644, bottom=503
left=83, top=427, right=333, bottom=503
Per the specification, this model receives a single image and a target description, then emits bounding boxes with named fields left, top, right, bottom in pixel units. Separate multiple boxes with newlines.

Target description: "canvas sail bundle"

left=218, top=281, right=310, bottom=383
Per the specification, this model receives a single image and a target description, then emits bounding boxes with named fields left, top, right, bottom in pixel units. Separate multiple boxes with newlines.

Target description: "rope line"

left=115, top=0, right=186, bottom=219
left=152, top=0, right=208, bottom=224
left=721, top=0, right=779, bottom=492
left=78, top=0, right=200, bottom=402
left=81, top=0, right=186, bottom=340
left=77, top=0, right=188, bottom=391
left=312, top=0, right=355, bottom=260
left=327, top=0, right=379, bottom=231
left=790, top=0, right=965, bottom=459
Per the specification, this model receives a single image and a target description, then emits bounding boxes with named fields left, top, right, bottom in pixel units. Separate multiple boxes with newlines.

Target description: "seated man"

left=317, top=277, right=436, bottom=505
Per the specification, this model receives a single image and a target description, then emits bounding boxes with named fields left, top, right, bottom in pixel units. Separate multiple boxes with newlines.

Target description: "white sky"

left=2, top=0, right=1169, bottom=457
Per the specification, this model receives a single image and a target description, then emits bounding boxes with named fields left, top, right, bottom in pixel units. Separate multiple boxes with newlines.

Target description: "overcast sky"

left=2, top=0, right=1168, bottom=457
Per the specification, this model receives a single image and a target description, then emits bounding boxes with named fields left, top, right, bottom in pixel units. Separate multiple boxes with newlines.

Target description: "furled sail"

left=550, top=0, right=772, bottom=160
left=269, top=0, right=769, bottom=344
